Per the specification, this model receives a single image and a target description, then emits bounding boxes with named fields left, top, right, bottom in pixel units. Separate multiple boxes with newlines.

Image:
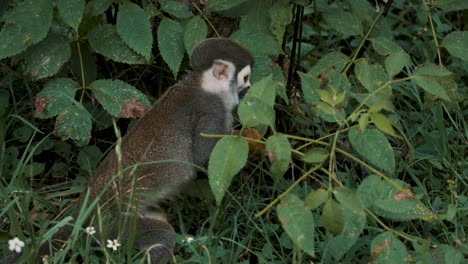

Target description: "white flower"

left=85, top=226, right=96, bottom=235
left=182, top=235, right=194, bottom=243
left=8, top=237, right=25, bottom=253
left=42, top=254, right=49, bottom=263
left=107, top=239, right=121, bottom=251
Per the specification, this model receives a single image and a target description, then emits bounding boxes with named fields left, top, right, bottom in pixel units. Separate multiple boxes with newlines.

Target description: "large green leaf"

left=326, top=187, right=366, bottom=261
left=117, top=2, right=153, bottom=61
left=56, top=0, right=85, bottom=31
left=370, top=232, right=408, bottom=264
left=385, top=50, right=410, bottom=77
left=305, top=189, right=329, bottom=210
left=324, top=9, right=363, bottom=36
left=158, top=18, right=185, bottom=78
left=88, top=24, right=146, bottom=64
left=90, top=79, right=151, bottom=118
left=370, top=37, right=403, bottom=55
left=0, top=0, right=53, bottom=59
left=265, top=133, right=291, bottom=178
left=322, top=198, right=344, bottom=235
left=207, top=0, right=250, bottom=12
left=308, top=52, right=349, bottom=76
left=85, top=0, right=112, bottom=16
left=55, top=104, right=92, bottom=146
left=238, top=75, right=276, bottom=128
left=354, top=59, right=389, bottom=92
left=269, top=0, right=293, bottom=44
left=35, top=78, right=79, bottom=119
left=24, top=33, right=71, bottom=80
left=278, top=194, right=315, bottom=257
left=348, top=128, right=395, bottom=175
left=208, top=136, right=248, bottom=205
left=160, top=0, right=193, bottom=19
left=184, top=16, right=207, bottom=54
left=436, top=0, right=468, bottom=11
left=441, top=31, right=468, bottom=61
left=413, top=63, right=452, bottom=101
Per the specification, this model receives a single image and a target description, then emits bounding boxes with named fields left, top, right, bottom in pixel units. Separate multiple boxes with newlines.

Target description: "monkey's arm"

left=192, top=111, right=228, bottom=166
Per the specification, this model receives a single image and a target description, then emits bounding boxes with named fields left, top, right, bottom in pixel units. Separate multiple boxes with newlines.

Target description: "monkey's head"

left=190, top=38, right=254, bottom=104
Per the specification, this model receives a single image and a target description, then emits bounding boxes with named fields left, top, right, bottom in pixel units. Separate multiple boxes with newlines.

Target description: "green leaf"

left=374, top=199, right=436, bottom=221
left=160, top=0, right=193, bottom=19
left=278, top=194, right=315, bottom=257
left=23, top=162, right=45, bottom=177
left=385, top=50, right=409, bottom=77
left=370, top=232, right=408, bottom=264
left=354, top=59, right=389, bottom=92
left=357, top=174, right=392, bottom=208
left=370, top=37, right=403, bottom=55
left=349, top=0, right=375, bottom=23
left=326, top=187, right=366, bottom=260
left=298, top=72, right=321, bottom=104
left=269, top=0, right=293, bottom=44
left=308, top=52, right=349, bottom=77
left=207, top=0, right=250, bottom=12
left=0, top=0, right=53, bottom=59
left=88, top=24, right=146, bottom=64
left=158, top=18, right=185, bottom=78
left=324, top=9, right=363, bottom=36
left=55, top=104, right=92, bottom=146
left=13, top=126, right=33, bottom=143
left=56, top=0, right=85, bottom=30
left=70, top=43, right=97, bottom=85
left=90, top=79, right=150, bottom=118
left=230, top=31, right=281, bottom=57
left=441, top=31, right=468, bottom=61
left=303, top=148, right=329, bottom=164
left=413, top=64, right=452, bottom=101
left=348, top=128, right=395, bottom=175
left=238, top=75, right=276, bottom=128
left=77, top=146, right=103, bottom=174
left=85, top=0, right=112, bottom=16
left=436, top=0, right=468, bottom=11
left=322, top=198, right=344, bottom=235
left=305, top=189, right=329, bottom=210
left=35, top=78, right=78, bottom=119
left=117, top=2, right=153, bottom=61
left=184, top=16, right=207, bottom=54
left=24, top=33, right=71, bottom=80
left=208, top=136, right=248, bottom=205
left=370, top=112, right=399, bottom=138
left=265, top=134, right=291, bottom=178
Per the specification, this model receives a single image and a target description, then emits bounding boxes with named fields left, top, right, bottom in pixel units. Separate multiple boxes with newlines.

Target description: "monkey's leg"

left=133, top=217, right=175, bottom=263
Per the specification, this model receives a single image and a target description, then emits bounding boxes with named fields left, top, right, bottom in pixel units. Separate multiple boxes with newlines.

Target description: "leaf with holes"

left=208, top=136, right=248, bottom=205
left=278, top=194, right=315, bottom=257
left=90, top=79, right=150, bottom=118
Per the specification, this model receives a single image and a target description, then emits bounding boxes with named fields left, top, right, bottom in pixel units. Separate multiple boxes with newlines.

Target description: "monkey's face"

left=236, top=65, right=251, bottom=99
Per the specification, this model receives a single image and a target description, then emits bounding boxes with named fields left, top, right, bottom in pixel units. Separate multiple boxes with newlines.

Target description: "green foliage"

left=1, top=0, right=467, bottom=263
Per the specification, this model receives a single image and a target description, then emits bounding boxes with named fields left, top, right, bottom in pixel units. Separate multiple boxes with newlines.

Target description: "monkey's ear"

left=212, top=60, right=230, bottom=80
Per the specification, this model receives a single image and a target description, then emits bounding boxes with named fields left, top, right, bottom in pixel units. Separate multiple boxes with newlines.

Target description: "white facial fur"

left=201, top=60, right=251, bottom=112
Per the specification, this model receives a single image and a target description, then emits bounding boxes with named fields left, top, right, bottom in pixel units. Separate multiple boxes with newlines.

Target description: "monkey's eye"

left=244, top=75, right=249, bottom=84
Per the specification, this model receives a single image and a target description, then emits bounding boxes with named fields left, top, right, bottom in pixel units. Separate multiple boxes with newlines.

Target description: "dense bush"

left=0, top=0, right=466, bottom=263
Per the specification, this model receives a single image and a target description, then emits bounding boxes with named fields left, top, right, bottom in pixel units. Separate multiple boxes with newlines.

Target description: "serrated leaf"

left=207, top=0, right=249, bottom=12
left=370, top=112, right=399, bottom=138
left=230, top=31, right=282, bottom=57
left=85, top=0, right=112, bottom=16
left=385, top=50, right=409, bottom=77
left=269, top=0, right=293, bottom=44
left=88, top=24, right=146, bottom=64
left=55, top=104, right=92, bottom=146
left=370, top=232, right=408, bottom=264
left=348, top=128, right=395, bottom=175
left=354, top=59, right=389, bottom=92
left=160, top=0, right=193, bottom=19
left=322, top=198, right=344, bottom=235
left=24, top=33, right=71, bottom=80
left=0, top=0, right=53, bottom=59
left=324, top=9, right=363, bottom=36
left=370, top=37, right=403, bottom=55
left=56, top=0, right=85, bottom=30
left=305, top=189, right=329, bottom=210
left=117, top=2, right=153, bottom=61
left=326, top=187, right=366, bottom=260
left=265, top=134, right=291, bottom=178
left=158, top=18, right=184, bottom=78
left=278, top=194, right=315, bottom=257
left=208, top=136, right=248, bottom=205
left=35, top=78, right=79, bottom=119
left=441, top=31, right=468, bottom=61
left=436, top=0, right=468, bottom=11
left=303, top=148, right=329, bottom=164
left=184, top=16, right=207, bottom=54
left=309, top=52, right=349, bottom=77
left=90, top=79, right=150, bottom=118
left=413, top=64, right=452, bottom=101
